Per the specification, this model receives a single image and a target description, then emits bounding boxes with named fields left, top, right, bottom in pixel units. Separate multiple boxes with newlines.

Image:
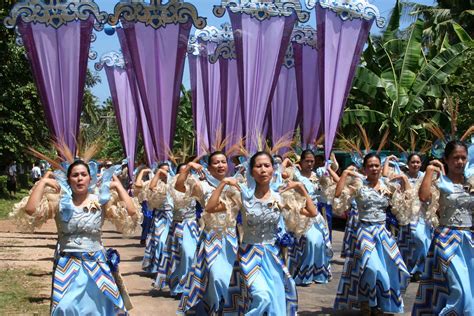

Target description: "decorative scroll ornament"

left=94, top=51, right=126, bottom=71
left=194, top=23, right=234, bottom=43
left=13, top=23, right=99, bottom=60
left=292, top=25, right=317, bottom=48
left=209, top=40, right=237, bottom=64
left=3, top=0, right=108, bottom=31
left=214, top=0, right=310, bottom=23
left=187, top=41, right=206, bottom=56
left=306, top=0, right=385, bottom=27
left=109, top=0, right=206, bottom=30
left=282, top=44, right=295, bottom=69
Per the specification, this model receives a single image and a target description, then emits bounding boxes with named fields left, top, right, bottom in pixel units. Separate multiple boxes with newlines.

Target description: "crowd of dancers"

left=9, top=133, right=474, bottom=315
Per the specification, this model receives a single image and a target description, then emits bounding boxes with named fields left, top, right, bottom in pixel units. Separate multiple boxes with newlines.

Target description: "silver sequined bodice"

left=241, top=193, right=281, bottom=245
left=56, top=196, right=104, bottom=253
left=439, top=183, right=473, bottom=227
left=355, top=185, right=389, bottom=223
left=173, top=199, right=197, bottom=221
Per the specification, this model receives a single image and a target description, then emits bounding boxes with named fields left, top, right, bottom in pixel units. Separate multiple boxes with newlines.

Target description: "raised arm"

left=134, top=168, right=151, bottom=189
left=382, top=155, right=398, bottom=178
left=281, top=181, right=317, bottom=217
left=150, top=169, right=167, bottom=190
left=327, top=165, right=340, bottom=183
left=175, top=162, right=203, bottom=193
left=335, top=167, right=358, bottom=198
left=25, top=171, right=59, bottom=215
left=419, top=160, right=444, bottom=202
left=205, top=178, right=240, bottom=213
left=110, top=175, right=137, bottom=216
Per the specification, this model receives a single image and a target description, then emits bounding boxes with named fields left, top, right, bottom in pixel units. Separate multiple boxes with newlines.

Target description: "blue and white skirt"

left=178, top=228, right=238, bottom=315
left=228, top=243, right=297, bottom=316
left=341, top=204, right=359, bottom=258
left=412, top=227, right=474, bottom=315
left=154, top=219, right=200, bottom=295
left=397, top=217, right=433, bottom=275
left=52, top=251, right=125, bottom=315
left=289, top=213, right=332, bottom=285
left=140, top=201, right=154, bottom=241
left=142, top=209, right=172, bottom=273
left=334, top=222, right=410, bottom=313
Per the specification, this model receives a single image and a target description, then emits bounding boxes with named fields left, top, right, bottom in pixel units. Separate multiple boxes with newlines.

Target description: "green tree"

left=342, top=0, right=473, bottom=149
left=0, top=6, right=50, bottom=167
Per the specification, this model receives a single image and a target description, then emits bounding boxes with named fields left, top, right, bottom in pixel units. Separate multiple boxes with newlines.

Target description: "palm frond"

left=376, top=128, right=390, bottom=154
left=27, top=147, right=63, bottom=171
left=356, top=122, right=371, bottom=153
left=392, top=141, right=407, bottom=153
left=53, top=139, right=75, bottom=163
left=460, top=125, right=474, bottom=142
left=270, top=133, right=293, bottom=155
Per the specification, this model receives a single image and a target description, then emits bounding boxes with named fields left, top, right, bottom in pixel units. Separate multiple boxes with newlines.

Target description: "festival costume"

left=141, top=180, right=173, bottom=274
left=133, top=179, right=154, bottom=244
left=221, top=179, right=312, bottom=315
left=10, top=168, right=142, bottom=315
left=333, top=177, right=410, bottom=313
left=154, top=177, right=201, bottom=296
left=392, top=171, right=434, bottom=275
left=177, top=174, right=238, bottom=315
left=412, top=174, right=474, bottom=315
left=286, top=167, right=333, bottom=285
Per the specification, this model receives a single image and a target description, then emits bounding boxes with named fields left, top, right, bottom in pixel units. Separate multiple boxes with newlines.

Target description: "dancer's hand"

left=41, top=171, right=59, bottom=192
left=223, top=177, right=240, bottom=190
left=428, top=160, right=445, bottom=175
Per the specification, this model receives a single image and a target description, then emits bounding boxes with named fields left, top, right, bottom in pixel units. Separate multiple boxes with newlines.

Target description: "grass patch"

left=0, top=189, right=29, bottom=219
left=0, top=267, right=50, bottom=315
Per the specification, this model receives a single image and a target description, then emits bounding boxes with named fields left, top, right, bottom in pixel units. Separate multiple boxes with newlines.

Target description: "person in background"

left=31, top=161, right=42, bottom=184
left=7, top=161, right=18, bottom=197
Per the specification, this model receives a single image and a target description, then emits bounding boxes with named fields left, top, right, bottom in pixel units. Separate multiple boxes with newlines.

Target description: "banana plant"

left=342, top=0, right=473, bottom=149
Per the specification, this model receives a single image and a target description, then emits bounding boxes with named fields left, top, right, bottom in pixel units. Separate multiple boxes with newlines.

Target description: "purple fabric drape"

left=117, top=29, right=157, bottom=166
left=229, top=12, right=297, bottom=152
left=202, top=41, right=224, bottom=148
left=17, top=18, right=93, bottom=154
left=104, top=65, right=138, bottom=180
left=221, top=57, right=242, bottom=152
left=317, top=7, right=373, bottom=160
left=189, top=54, right=210, bottom=156
left=119, top=21, right=191, bottom=160
left=270, top=62, right=298, bottom=154
left=293, top=37, right=321, bottom=148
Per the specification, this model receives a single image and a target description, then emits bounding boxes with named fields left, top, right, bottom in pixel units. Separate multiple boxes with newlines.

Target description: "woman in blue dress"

left=174, top=152, right=239, bottom=315
left=154, top=163, right=201, bottom=296
left=413, top=140, right=474, bottom=315
left=133, top=167, right=154, bottom=246
left=206, top=151, right=317, bottom=315
left=384, top=153, right=434, bottom=278
left=11, top=160, right=142, bottom=315
left=141, top=163, right=174, bottom=273
left=283, top=150, right=334, bottom=285
left=334, top=153, right=411, bottom=314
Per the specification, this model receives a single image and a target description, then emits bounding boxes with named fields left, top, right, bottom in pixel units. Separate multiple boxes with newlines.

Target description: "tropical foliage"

left=341, top=0, right=473, bottom=151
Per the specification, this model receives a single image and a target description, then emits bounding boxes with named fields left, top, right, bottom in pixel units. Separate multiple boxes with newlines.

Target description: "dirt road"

left=0, top=219, right=418, bottom=315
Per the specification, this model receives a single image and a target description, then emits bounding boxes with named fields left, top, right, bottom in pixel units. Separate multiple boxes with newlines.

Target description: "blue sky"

left=89, top=0, right=435, bottom=104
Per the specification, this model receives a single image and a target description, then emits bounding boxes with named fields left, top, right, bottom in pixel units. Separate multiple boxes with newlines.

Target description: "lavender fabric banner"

left=292, top=27, right=320, bottom=148
left=117, top=29, right=157, bottom=166
left=189, top=53, right=210, bottom=156
left=221, top=57, right=242, bottom=152
left=270, top=47, right=299, bottom=153
left=103, top=64, right=138, bottom=180
left=316, top=6, right=373, bottom=160
left=119, top=21, right=191, bottom=160
left=229, top=12, right=297, bottom=152
left=17, top=19, right=93, bottom=154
